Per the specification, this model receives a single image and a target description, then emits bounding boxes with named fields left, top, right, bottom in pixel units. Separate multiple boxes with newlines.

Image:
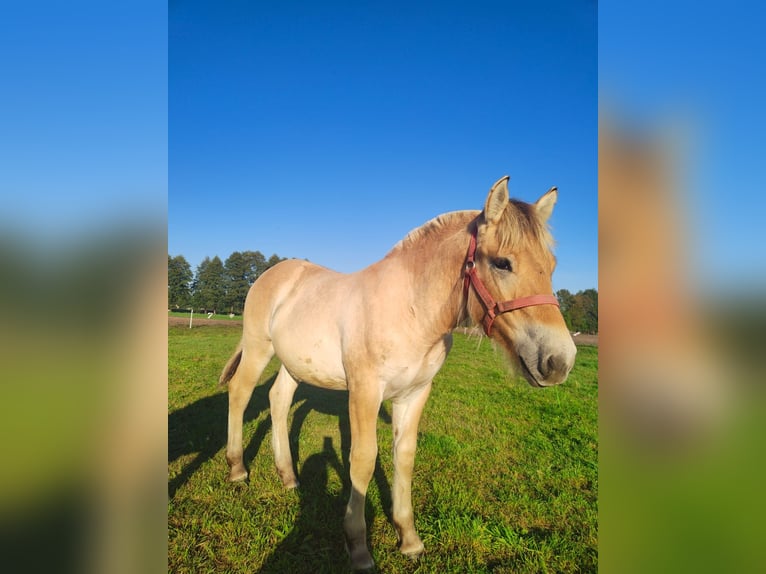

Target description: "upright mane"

left=387, top=211, right=477, bottom=255
left=494, top=199, right=555, bottom=253
left=388, top=200, right=554, bottom=258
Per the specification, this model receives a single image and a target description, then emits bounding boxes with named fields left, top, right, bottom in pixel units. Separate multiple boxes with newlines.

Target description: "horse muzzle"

left=518, top=337, right=577, bottom=388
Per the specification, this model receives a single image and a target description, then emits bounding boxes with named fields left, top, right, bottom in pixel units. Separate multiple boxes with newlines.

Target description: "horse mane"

left=388, top=200, right=554, bottom=257
left=497, top=199, right=555, bottom=253
left=387, top=211, right=477, bottom=255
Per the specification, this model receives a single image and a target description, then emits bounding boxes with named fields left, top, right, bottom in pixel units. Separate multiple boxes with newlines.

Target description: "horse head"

left=466, top=176, right=577, bottom=387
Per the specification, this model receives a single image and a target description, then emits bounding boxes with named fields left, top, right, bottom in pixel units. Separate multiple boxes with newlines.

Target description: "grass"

left=169, top=324, right=597, bottom=573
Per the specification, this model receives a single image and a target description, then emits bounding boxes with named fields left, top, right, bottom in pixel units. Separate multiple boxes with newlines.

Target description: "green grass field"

left=169, top=324, right=597, bottom=573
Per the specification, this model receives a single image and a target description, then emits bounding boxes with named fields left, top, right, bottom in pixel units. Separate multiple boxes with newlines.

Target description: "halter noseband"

left=463, top=226, right=560, bottom=335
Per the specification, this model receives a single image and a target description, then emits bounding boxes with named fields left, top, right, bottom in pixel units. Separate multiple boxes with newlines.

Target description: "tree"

left=266, top=253, right=286, bottom=270
left=223, top=251, right=288, bottom=313
left=579, top=288, right=598, bottom=333
left=168, top=254, right=193, bottom=308
left=556, top=289, right=575, bottom=319
left=556, top=288, right=598, bottom=334
left=223, top=251, right=252, bottom=314
left=243, top=250, right=267, bottom=280
left=192, top=256, right=226, bottom=313
left=175, top=250, right=290, bottom=314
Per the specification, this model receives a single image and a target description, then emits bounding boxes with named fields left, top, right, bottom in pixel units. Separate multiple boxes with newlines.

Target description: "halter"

left=463, top=226, right=560, bottom=336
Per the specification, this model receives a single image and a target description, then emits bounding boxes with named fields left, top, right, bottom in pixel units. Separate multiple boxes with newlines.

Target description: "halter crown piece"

left=463, top=226, right=560, bottom=336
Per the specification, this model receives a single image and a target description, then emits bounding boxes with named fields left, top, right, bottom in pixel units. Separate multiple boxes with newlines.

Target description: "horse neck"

left=388, top=212, right=477, bottom=336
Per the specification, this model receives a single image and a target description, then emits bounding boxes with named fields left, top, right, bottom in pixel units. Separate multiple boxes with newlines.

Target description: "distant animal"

left=220, top=176, right=576, bottom=570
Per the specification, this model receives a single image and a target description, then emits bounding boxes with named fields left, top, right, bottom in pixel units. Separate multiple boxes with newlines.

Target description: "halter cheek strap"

left=463, top=228, right=560, bottom=335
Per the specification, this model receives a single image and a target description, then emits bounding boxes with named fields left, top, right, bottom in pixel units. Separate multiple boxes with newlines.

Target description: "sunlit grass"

left=169, top=324, right=597, bottom=573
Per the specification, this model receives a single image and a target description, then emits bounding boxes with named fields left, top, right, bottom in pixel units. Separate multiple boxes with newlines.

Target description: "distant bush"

left=557, top=288, right=598, bottom=334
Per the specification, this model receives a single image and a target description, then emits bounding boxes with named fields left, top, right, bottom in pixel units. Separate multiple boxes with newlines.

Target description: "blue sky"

left=600, top=1, right=766, bottom=292
left=0, top=1, right=167, bottom=241
left=3, top=1, right=762, bottom=298
left=169, top=1, right=597, bottom=293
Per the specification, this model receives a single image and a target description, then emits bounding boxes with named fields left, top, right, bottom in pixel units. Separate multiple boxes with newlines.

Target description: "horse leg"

left=391, top=382, right=432, bottom=558
left=226, top=343, right=274, bottom=482
left=269, top=365, right=299, bottom=488
left=343, top=383, right=381, bottom=570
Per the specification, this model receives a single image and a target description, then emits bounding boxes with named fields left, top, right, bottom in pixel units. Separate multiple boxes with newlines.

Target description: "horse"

left=219, top=176, right=577, bottom=570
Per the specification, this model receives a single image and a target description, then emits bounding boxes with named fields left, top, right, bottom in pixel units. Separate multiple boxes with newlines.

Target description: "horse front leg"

left=391, top=381, right=432, bottom=558
left=344, top=382, right=381, bottom=570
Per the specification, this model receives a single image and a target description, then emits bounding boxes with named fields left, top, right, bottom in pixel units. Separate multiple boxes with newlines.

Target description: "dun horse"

left=220, top=176, right=576, bottom=569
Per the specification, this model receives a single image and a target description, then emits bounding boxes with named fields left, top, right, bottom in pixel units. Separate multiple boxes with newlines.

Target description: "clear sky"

left=169, top=0, right=597, bottom=293
left=600, top=1, right=766, bottom=293
left=0, top=1, right=167, bottom=243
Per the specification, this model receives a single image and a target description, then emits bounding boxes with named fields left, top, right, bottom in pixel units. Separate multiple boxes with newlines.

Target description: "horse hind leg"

left=225, top=341, right=274, bottom=482
left=269, top=365, right=299, bottom=488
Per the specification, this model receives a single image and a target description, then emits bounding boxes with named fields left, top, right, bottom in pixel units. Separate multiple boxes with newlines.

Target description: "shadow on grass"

left=258, top=436, right=348, bottom=573
left=168, top=374, right=277, bottom=499
left=257, top=436, right=393, bottom=573
left=261, top=385, right=394, bottom=572
left=169, top=379, right=394, bottom=571
left=290, top=385, right=393, bottom=520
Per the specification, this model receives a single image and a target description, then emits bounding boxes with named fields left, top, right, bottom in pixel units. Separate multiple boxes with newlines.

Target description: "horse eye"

left=492, top=257, right=513, bottom=272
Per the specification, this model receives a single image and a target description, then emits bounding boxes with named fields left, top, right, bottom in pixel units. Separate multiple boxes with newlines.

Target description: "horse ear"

left=535, top=186, right=558, bottom=223
left=484, top=176, right=510, bottom=224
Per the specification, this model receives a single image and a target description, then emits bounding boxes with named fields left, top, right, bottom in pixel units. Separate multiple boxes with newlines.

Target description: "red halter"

left=463, top=227, right=560, bottom=335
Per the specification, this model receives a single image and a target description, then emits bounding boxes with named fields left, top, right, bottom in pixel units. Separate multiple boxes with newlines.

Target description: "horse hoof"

left=345, top=542, right=375, bottom=571
left=227, top=466, right=248, bottom=482
left=403, top=549, right=423, bottom=561
left=277, top=469, right=299, bottom=489
left=399, top=534, right=424, bottom=560
left=353, top=561, right=375, bottom=572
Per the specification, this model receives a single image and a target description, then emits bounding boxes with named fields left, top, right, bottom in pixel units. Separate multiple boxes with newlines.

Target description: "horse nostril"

left=544, top=354, right=568, bottom=377
left=547, top=355, right=558, bottom=376
left=538, top=355, right=556, bottom=379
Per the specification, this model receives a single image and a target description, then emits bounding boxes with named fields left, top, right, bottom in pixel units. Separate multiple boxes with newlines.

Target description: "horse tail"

left=219, top=342, right=243, bottom=387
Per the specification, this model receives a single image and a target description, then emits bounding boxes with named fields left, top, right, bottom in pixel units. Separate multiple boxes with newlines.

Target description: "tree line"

left=556, top=288, right=598, bottom=334
left=168, top=251, right=288, bottom=314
